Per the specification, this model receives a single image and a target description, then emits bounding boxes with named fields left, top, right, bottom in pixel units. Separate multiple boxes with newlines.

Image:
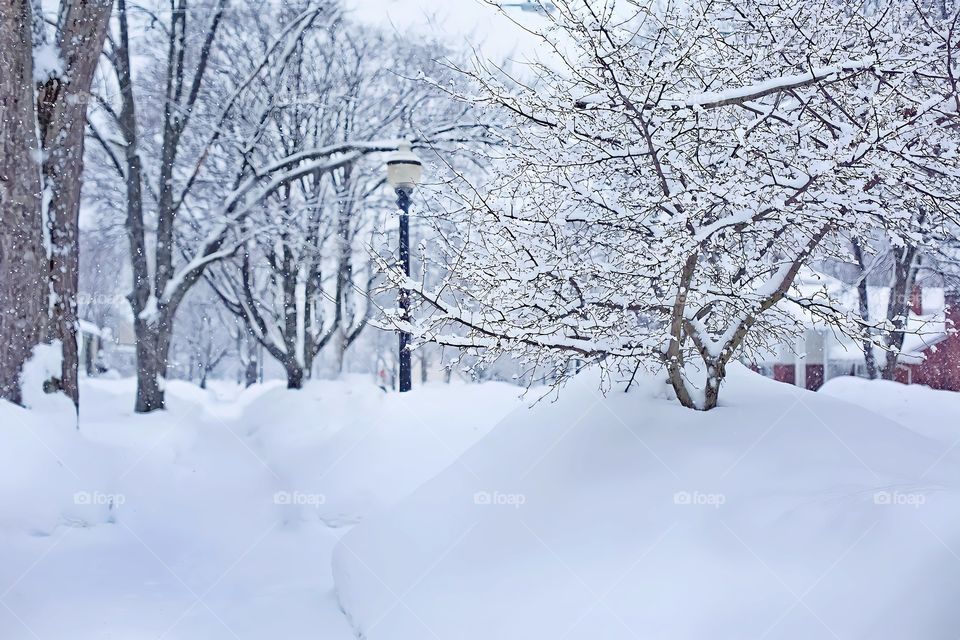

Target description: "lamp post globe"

left=385, top=141, right=422, bottom=393
left=386, top=141, right=423, bottom=191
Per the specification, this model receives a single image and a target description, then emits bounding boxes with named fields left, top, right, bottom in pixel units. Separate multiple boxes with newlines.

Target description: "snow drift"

left=333, top=366, right=960, bottom=640
left=820, top=376, right=960, bottom=446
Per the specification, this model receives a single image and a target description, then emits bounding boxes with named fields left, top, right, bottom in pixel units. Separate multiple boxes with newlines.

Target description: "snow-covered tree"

left=88, top=0, right=431, bottom=409
left=844, top=226, right=952, bottom=381
left=204, top=20, right=493, bottom=388
left=393, top=0, right=960, bottom=409
left=89, top=0, right=329, bottom=410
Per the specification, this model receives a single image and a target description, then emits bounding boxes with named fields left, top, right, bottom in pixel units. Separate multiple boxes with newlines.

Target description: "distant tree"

left=170, top=289, right=234, bottom=388
left=205, top=20, right=491, bottom=388
left=846, top=233, right=943, bottom=381
left=88, top=0, right=425, bottom=409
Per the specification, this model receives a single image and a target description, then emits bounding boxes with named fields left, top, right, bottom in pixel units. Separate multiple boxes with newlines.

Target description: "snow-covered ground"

left=820, top=376, right=960, bottom=445
left=334, top=368, right=960, bottom=640
left=4, top=369, right=960, bottom=639
left=0, top=376, right=526, bottom=640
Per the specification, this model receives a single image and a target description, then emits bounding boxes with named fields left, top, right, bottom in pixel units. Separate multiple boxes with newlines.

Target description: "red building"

left=759, top=281, right=959, bottom=392
left=895, top=294, right=960, bottom=392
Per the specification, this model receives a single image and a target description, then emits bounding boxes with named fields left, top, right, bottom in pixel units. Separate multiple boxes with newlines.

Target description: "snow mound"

left=820, top=376, right=960, bottom=445
left=240, top=377, right=528, bottom=525
left=333, top=365, right=960, bottom=640
left=0, top=395, right=119, bottom=535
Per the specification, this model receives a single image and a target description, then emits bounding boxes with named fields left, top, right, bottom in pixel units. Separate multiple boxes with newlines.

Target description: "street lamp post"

left=386, top=141, right=422, bottom=393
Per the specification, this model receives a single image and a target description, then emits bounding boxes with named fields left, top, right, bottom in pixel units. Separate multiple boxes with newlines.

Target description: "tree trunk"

left=241, top=334, right=259, bottom=387
left=851, top=239, right=879, bottom=379
left=420, top=351, right=429, bottom=384
left=334, top=331, right=347, bottom=375
left=35, top=0, right=113, bottom=408
left=245, top=357, right=258, bottom=387
left=667, top=362, right=696, bottom=410
left=880, top=246, right=918, bottom=380
left=134, top=319, right=173, bottom=412
left=284, top=360, right=304, bottom=389
left=666, top=357, right=725, bottom=411
left=701, top=360, right=725, bottom=411
left=0, top=0, right=45, bottom=405
left=40, top=116, right=84, bottom=406
left=83, top=333, right=95, bottom=376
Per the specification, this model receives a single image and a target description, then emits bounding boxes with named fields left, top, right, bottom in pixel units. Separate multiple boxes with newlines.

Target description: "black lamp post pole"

left=396, top=186, right=413, bottom=392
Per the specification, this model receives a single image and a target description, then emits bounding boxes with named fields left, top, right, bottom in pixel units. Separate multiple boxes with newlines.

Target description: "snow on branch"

left=666, top=59, right=876, bottom=110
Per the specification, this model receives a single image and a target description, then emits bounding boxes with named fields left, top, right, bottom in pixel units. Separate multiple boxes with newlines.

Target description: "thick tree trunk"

left=666, top=357, right=725, bottom=411
left=35, top=0, right=113, bottom=408
left=666, top=361, right=697, bottom=410
left=115, top=0, right=162, bottom=414
left=0, top=0, right=45, bottom=405
left=42, top=136, right=84, bottom=405
left=134, top=319, right=173, bottom=412
left=701, top=360, right=725, bottom=411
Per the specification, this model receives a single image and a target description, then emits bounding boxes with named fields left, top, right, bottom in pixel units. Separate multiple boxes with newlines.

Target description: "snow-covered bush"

left=399, top=0, right=960, bottom=409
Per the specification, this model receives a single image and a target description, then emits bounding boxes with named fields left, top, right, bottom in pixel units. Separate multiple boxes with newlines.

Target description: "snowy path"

left=2, top=514, right=355, bottom=639
left=0, top=377, right=524, bottom=640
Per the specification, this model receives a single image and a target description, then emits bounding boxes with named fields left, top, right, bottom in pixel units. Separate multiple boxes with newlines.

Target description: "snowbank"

left=820, top=376, right=960, bottom=445
left=0, top=398, right=117, bottom=535
left=333, top=366, right=960, bottom=640
left=241, top=377, right=527, bottom=526
left=0, top=376, right=524, bottom=640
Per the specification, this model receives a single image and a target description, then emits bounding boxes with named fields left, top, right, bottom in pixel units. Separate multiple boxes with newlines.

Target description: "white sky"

left=344, top=0, right=548, bottom=63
